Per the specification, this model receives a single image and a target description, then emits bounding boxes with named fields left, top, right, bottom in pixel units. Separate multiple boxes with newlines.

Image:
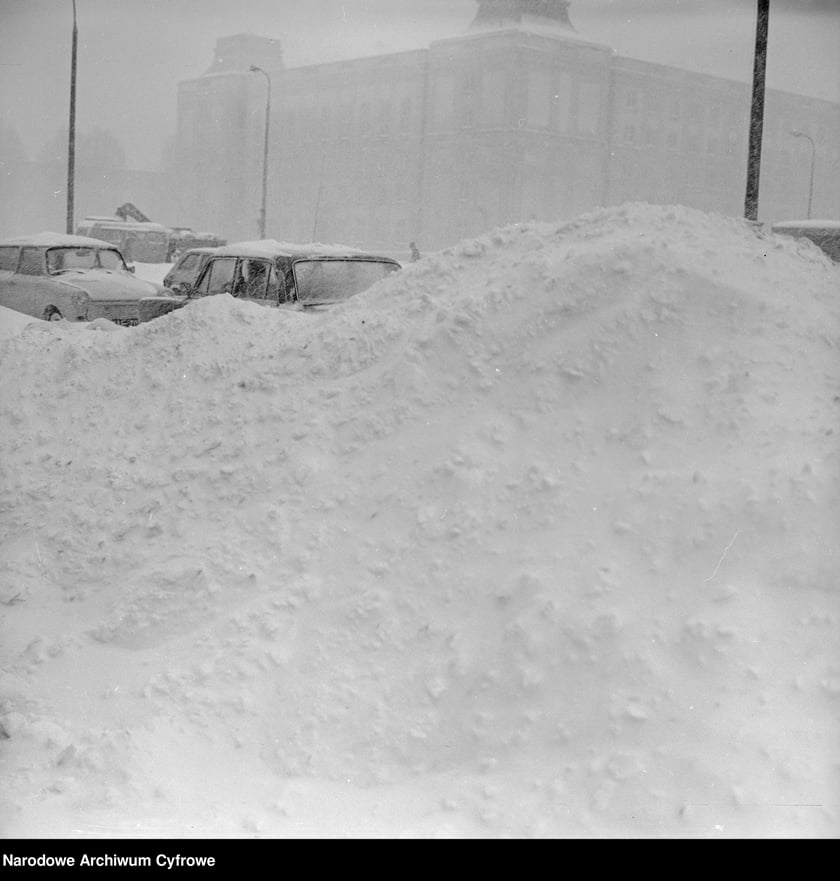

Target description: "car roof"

left=0, top=232, right=120, bottom=248
left=212, top=239, right=399, bottom=262
left=176, top=247, right=218, bottom=258
left=772, top=220, right=840, bottom=231
left=77, top=218, right=170, bottom=232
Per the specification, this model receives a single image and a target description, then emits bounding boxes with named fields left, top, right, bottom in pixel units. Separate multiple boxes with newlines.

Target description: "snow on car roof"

left=176, top=246, right=219, bottom=255
left=772, top=220, right=840, bottom=231
left=213, top=239, right=396, bottom=260
left=0, top=231, right=121, bottom=248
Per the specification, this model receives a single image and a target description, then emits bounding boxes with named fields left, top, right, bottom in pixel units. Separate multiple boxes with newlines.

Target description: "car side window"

left=200, top=257, right=236, bottom=296
left=0, top=247, right=20, bottom=272
left=234, top=258, right=271, bottom=299
left=18, top=248, right=46, bottom=276
left=277, top=261, right=295, bottom=302
left=267, top=263, right=282, bottom=301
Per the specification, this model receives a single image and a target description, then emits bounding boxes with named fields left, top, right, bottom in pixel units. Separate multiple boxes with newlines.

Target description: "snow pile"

left=0, top=306, right=43, bottom=342
left=1, top=203, right=838, bottom=838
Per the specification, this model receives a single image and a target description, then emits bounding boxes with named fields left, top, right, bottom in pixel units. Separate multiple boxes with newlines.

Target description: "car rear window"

left=293, top=258, right=399, bottom=304
left=0, top=247, right=19, bottom=272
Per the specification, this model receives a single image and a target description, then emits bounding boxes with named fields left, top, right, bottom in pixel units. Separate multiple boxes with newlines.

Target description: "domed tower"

left=468, top=0, right=576, bottom=33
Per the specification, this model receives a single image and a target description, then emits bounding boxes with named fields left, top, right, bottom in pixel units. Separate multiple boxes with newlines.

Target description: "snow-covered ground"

left=1, top=203, right=838, bottom=839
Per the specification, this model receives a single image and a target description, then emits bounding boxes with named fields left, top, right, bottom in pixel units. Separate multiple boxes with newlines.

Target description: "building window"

left=625, top=89, right=638, bottom=110
left=527, top=69, right=551, bottom=129
left=553, top=72, right=572, bottom=133
left=359, top=102, right=371, bottom=137
left=622, top=123, right=636, bottom=145
left=669, top=98, right=681, bottom=121
left=482, top=70, right=506, bottom=127
left=577, top=81, right=601, bottom=136
left=433, top=75, right=455, bottom=130
left=399, top=97, right=412, bottom=134
left=378, top=99, right=392, bottom=136
left=339, top=104, right=352, bottom=138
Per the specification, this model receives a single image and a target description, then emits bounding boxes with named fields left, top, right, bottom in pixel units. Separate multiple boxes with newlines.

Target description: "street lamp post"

left=249, top=65, right=271, bottom=239
left=790, top=130, right=815, bottom=219
left=66, top=0, right=78, bottom=234
left=744, top=0, right=769, bottom=221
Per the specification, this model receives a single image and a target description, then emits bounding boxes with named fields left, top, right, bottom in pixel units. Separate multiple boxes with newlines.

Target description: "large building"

left=173, top=0, right=840, bottom=253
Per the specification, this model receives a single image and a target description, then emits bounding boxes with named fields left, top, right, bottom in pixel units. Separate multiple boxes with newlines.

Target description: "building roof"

left=468, top=0, right=575, bottom=33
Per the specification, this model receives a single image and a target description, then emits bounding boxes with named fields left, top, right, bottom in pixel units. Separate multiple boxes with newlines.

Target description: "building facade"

left=173, top=0, right=840, bottom=253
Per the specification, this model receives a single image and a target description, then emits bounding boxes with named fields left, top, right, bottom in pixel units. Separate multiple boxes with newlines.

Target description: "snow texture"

left=1, top=203, right=838, bottom=838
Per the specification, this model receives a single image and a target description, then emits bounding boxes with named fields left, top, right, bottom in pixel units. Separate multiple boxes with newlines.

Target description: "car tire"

left=43, top=306, right=63, bottom=321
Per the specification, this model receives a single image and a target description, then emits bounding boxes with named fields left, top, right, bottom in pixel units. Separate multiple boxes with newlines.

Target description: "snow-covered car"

left=0, top=232, right=173, bottom=326
left=771, top=220, right=840, bottom=262
left=139, top=240, right=402, bottom=323
left=162, top=246, right=218, bottom=294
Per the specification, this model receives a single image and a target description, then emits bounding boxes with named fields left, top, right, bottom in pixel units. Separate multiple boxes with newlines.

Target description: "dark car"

left=0, top=232, right=172, bottom=326
left=771, top=220, right=840, bottom=262
left=140, top=240, right=401, bottom=323
left=162, top=247, right=218, bottom=294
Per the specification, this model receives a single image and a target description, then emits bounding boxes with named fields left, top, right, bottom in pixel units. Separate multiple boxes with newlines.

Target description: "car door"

left=233, top=258, right=278, bottom=306
left=0, top=246, right=27, bottom=316
left=192, top=257, right=237, bottom=298
left=16, top=247, right=52, bottom=319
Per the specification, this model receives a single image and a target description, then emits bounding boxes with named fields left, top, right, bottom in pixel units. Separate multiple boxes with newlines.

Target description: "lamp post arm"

left=791, top=130, right=816, bottom=220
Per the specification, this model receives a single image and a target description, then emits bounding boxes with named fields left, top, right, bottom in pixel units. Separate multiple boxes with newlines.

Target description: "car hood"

left=57, top=269, right=167, bottom=301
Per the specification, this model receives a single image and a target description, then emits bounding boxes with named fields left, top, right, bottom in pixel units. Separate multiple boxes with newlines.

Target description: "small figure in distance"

left=409, top=241, right=421, bottom=262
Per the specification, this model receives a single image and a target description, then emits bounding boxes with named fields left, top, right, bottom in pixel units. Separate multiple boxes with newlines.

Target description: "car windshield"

left=292, top=258, right=399, bottom=304
left=46, top=247, right=126, bottom=274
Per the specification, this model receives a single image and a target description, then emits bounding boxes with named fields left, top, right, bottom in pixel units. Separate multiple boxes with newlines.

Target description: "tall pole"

left=312, top=150, right=327, bottom=241
left=249, top=65, right=271, bottom=239
left=791, top=130, right=815, bottom=219
left=744, top=0, right=769, bottom=221
left=66, top=0, right=78, bottom=234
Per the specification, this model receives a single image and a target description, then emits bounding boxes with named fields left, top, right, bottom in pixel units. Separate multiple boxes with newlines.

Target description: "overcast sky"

left=1, top=0, right=838, bottom=170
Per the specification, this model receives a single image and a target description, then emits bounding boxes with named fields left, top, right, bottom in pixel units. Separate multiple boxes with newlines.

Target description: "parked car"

left=0, top=232, right=173, bottom=326
left=75, top=217, right=171, bottom=263
left=139, top=240, right=401, bottom=323
left=162, top=246, right=218, bottom=293
left=167, top=230, right=227, bottom=262
left=771, top=220, right=840, bottom=262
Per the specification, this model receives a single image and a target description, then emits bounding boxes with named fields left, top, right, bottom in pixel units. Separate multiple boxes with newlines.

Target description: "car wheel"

left=43, top=306, right=63, bottom=321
